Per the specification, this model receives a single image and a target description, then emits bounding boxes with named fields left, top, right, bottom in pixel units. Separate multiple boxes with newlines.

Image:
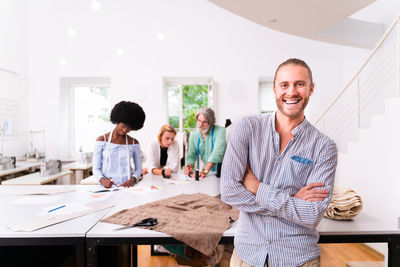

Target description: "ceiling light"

left=59, top=58, right=67, bottom=66
left=67, top=25, right=76, bottom=37
left=116, top=47, right=125, bottom=55
left=157, top=29, right=165, bottom=41
left=91, top=0, right=101, bottom=10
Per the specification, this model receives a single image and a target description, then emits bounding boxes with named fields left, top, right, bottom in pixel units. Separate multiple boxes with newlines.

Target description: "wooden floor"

left=137, top=244, right=384, bottom=267
left=320, top=244, right=384, bottom=267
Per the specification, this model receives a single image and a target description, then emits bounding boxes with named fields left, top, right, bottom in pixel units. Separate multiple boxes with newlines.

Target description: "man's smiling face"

left=273, top=64, right=314, bottom=120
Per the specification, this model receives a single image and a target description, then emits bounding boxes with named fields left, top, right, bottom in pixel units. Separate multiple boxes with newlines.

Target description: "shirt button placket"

left=265, top=220, right=272, bottom=246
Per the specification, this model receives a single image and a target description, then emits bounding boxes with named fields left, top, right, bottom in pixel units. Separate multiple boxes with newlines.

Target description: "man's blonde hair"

left=273, top=58, right=313, bottom=87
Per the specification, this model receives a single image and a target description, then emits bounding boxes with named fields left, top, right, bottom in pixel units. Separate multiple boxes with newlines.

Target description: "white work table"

left=318, top=212, right=399, bottom=236
left=63, top=162, right=92, bottom=171
left=63, top=162, right=92, bottom=184
left=0, top=176, right=399, bottom=267
left=316, top=212, right=400, bottom=267
left=0, top=161, right=40, bottom=179
left=2, top=170, right=72, bottom=185
left=86, top=174, right=400, bottom=267
left=0, top=185, right=114, bottom=267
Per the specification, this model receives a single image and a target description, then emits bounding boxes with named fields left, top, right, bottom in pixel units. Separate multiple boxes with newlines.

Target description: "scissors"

left=114, top=217, right=158, bottom=231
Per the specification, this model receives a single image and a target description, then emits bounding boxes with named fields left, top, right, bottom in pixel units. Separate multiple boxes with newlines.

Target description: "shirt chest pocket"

left=284, top=156, right=313, bottom=192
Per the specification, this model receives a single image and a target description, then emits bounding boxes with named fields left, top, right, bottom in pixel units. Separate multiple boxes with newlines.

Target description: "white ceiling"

left=208, top=0, right=400, bottom=49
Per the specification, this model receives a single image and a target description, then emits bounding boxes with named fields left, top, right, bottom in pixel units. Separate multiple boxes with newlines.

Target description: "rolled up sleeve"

left=221, top=118, right=273, bottom=215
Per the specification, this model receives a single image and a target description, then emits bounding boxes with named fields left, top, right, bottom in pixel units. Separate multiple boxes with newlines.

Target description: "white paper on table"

left=89, top=185, right=121, bottom=193
left=10, top=196, right=62, bottom=204
left=0, top=187, right=75, bottom=195
left=163, top=178, right=193, bottom=185
left=88, top=192, right=113, bottom=201
left=38, top=202, right=92, bottom=216
left=125, top=186, right=156, bottom=194
left=164, top=173, right=193, bottom=184
left=7, top=202, right=114, bottom=232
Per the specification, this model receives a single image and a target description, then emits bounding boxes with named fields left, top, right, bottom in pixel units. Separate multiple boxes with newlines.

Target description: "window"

left=71, top=85, right=110, bottom=154
left=165, top=77, right=214, bottom=132
left=259, top=80, right=275, bottom=114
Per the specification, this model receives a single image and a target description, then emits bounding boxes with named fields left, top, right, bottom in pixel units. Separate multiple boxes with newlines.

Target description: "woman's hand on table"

left=120, top=177, right=136, bottom=187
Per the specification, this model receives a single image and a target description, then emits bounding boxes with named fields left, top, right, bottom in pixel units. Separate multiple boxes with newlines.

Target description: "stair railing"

left=313, top=16, right=400, bottom=151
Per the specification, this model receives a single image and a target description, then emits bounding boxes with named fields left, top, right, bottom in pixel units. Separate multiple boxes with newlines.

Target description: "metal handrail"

left=0, top=67, right=23, bottom=78
left=314, top=16, right=400, bottom=126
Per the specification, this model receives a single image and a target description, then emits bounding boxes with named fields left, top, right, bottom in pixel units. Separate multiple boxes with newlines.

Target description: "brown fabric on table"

left=325, top=183, right=363, bottom=220
left=101, top=193, right=239, bottom=256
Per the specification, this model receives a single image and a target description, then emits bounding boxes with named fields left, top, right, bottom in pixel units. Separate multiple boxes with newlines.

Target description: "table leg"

left=132, top=245, right=138, bottom=267
left=388, top=237, right=400, bottom=267
left=75, top=237, right=85, bottom=267
left=76, top=170, right=84, bottom=184
left=86, top=239, right=97, bottom=267
left=70, top=171, right=76, bottom=184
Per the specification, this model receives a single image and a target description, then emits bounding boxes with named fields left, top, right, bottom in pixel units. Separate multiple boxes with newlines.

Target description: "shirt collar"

left=291, top=118, right=309, bottom=136
left=271, top=112, right=277, bottom=132
left=271, top=112, right=309, bottom=137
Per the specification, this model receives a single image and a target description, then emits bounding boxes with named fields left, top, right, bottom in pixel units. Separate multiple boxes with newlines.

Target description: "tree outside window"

left=168, top=83, right=213, bottom=133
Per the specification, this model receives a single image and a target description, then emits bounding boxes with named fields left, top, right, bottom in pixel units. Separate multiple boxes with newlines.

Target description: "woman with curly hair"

left=92, top=101, right=145, bottom=188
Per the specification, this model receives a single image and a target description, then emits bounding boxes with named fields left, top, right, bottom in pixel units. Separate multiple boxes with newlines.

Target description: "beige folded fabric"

left=101, top=193, right=239, bottom=256
left=325, top=183, right=363, bottom=220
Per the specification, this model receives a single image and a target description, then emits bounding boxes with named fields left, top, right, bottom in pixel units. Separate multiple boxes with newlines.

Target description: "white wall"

left=25, top=0, right=370, bottom=158
left=0, top=0, right=28, bottom=157
left=351, top=0, right=400, bottom=28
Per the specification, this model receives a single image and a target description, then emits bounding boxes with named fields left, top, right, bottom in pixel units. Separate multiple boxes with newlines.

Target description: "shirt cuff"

left=133, top=171, right=141, bottom=181
left=255, top=182, right=272, bottom=209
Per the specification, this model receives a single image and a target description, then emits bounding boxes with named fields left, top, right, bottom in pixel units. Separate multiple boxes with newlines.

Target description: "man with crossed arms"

left=221, top=58, right=337, bottom=267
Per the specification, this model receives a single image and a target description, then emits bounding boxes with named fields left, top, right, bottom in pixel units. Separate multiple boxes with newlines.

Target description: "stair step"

left=385, top=97, right=400, bottom=114
left=370, top=114, right=386, bottom=130
left=356, top=129, right=371, bottom=142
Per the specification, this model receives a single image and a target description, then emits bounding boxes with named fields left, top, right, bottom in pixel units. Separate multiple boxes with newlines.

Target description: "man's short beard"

left=198, top=126, right=210, bottom=134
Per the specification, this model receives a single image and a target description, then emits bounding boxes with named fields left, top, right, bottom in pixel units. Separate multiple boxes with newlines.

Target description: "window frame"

left=258, top=77, right=275, bottom=114
left=163, top=77, right=215, bottom=133
left=69, top=82, right=111, bottom=158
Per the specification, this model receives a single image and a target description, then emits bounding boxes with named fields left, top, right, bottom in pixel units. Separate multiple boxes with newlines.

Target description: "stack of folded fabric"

left=325, top=183, right=363, bottom=220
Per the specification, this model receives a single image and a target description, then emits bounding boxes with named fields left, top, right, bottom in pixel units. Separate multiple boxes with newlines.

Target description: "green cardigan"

left=187, top=125, right=227, bottom=168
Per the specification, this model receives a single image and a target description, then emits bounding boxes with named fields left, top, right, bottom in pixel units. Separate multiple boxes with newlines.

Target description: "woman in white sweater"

left=143, top=124, right=180, bottom=178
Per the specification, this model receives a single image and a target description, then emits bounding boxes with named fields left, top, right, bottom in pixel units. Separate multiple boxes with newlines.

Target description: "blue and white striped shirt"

left=221, top=113, right=337, bottom=267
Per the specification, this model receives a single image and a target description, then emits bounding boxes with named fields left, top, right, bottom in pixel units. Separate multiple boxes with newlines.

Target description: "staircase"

left=335, top=97, right=400, bottom=214
left=314, top=16, right=400, bottom=153
left=313, top=16, right=400, bottom=212
left=314, top=17, right=400, bottom=266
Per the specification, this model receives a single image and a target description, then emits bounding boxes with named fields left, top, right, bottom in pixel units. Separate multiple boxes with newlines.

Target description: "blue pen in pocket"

left=291, top=156, right=313, bottom=164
